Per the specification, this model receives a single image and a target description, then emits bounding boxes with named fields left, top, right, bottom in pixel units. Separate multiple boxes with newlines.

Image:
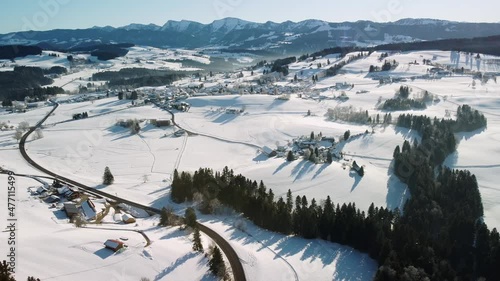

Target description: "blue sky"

left=1, top=0, right=499, bottom=33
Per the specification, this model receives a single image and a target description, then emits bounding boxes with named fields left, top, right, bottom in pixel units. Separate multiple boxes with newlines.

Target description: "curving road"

left=17, top=102, right=247, bottom=281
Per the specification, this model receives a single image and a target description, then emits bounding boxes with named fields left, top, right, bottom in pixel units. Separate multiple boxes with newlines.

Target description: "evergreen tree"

left=0, top=260, right=15, bottom=281
left=327, top=151, right=333, bottom=163
left=286, top=190, right=293, bottom=213
left=192, top=227, right=203, bottom=253
left=286, top=151, right=295, bottom=162
left=209, top=246, right=226, bottom=278
left=358, top=166, right=365, bottom=177
left=159, top=207, right=171, bottom=226
left=393, top=145, right=400, bottom=158
left=102, top=166, right=114, bottom=185
left=184, top=207, right=197, bottom=228
left=344, top=130, right=351, bottom=141
left=171, top=169, right=182, bottom=203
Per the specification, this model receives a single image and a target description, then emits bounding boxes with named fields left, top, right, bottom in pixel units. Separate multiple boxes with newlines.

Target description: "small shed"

left=122, top=213, right=136, bottom=224
left=262, top=146, right=277, bottom=157
left=155, top=119, right=171, bottom=127
left=63, top=202, right=80, bottom=218
left=104, top=239, right=125, bottom=252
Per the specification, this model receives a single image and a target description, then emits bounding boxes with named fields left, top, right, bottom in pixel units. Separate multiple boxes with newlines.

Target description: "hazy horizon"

left=1, top=0, right=499, bottom=34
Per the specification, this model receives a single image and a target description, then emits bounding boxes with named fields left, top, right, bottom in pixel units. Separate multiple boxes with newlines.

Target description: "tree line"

left=92, top=68, right=185, bottom=88
left=0, top=66, right=66, bottom=102
left=270, top=56, right=296, bottom=76
left=171, top=167, right=394, bottom=264
left=0, top=45, right=42, bottom=60
left=325, top=52, right=367, bottom=77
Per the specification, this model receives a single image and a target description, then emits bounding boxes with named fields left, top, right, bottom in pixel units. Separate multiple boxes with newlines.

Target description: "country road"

left=16, top=102, right=247, bottom=281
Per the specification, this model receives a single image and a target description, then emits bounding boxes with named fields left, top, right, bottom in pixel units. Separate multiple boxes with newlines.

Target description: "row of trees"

left=397, top=105, right=486, bottom=134
left=270, top=56, right=296, bottom=76
left=369, top=60, right=399, bottom=73
left=382, top=86, right=430, bottom=111
left=325, top=52, right=366, bottom=77
left=0, top=66, right=64, bottom=102
left=92, top=68, right=185, bottom=88
left=326, top=106, right=393, bottom=125
left=171, top=168, right=389, bottom=263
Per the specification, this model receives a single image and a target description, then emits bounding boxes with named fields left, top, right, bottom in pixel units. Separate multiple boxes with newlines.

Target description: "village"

left=28, top=179, right=146, bottom=253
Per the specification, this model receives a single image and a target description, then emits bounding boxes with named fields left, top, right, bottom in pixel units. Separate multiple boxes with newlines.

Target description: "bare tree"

left=13, top=129, right=23, bottom=142
left=31, top=128, right=43, bottom=140
left=18, top=121, right=30, bottom=131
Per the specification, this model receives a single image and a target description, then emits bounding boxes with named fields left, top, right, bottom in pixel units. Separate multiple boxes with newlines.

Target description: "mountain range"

left=2, top=18, right=500, bottom=55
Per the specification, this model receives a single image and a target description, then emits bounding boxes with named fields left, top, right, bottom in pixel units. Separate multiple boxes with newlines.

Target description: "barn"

left=104, top=239, right=125, bottom=252
left=155, top=119, right=171, bottom=127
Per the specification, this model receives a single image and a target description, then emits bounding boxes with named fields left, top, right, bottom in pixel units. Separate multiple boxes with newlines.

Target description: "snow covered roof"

left=81, top=200, right=96, bottom=220
left=122, top=213, right=136, bottom=223
left=104, top=239, right=124, bottom=251
left=63, top=202, right=79, bottom=216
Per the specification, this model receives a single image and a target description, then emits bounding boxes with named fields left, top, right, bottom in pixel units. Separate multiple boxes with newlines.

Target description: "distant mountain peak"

left=210, top=17, right=257, bottom=32
left=119, top=23, right=160, bottom=31
left=394, top=18, right=455, bottom=25
left=161, top=19, right=202, bottom=32
left=91, top=25, right=116, bottom=31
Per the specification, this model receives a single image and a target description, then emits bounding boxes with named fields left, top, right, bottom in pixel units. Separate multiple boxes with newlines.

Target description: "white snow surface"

left=2, top=49, right=500, bottom=280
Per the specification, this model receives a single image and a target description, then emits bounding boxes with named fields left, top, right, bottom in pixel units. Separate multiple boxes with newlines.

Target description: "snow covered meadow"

left=1, top=49, right=500, bottom=280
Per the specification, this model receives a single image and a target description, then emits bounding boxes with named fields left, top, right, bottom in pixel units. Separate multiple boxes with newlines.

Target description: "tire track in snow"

left=173, top=132, right=188, bottom=172
left=138, top=134, right=156, bottom=173
left=239, top=229, right=299, bottom=281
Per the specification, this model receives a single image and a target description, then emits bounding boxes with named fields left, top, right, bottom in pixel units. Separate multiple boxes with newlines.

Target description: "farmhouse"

left=104, top=239, right=125, bottom=252
left=63, top=202, right=80, bottom=218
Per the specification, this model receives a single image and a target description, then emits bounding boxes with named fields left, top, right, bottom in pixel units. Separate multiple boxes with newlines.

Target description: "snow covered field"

left=2, top=49, right=500, bottom=280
